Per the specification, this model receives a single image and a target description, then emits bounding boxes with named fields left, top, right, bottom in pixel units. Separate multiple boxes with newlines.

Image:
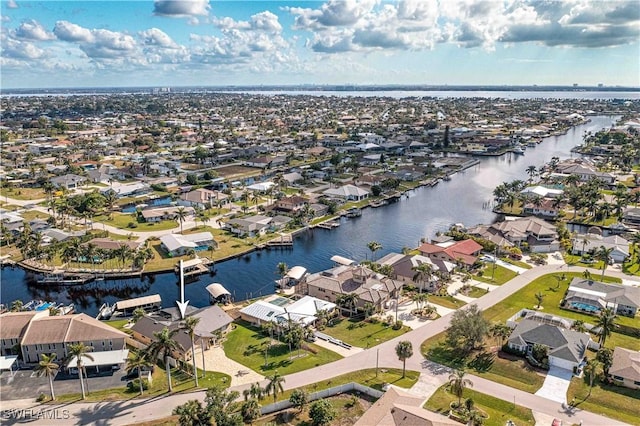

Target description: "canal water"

left=0, top=116, right=620, bottom=315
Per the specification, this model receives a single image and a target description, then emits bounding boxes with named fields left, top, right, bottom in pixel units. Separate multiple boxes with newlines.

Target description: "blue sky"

left=1, top=0, right=639, bottom=89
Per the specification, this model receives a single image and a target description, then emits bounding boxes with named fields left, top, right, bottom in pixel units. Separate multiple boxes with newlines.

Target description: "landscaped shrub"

left=392, top=320, right=404, bottom=330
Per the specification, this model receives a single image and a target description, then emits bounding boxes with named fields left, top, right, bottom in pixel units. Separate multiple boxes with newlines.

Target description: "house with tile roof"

left=323, top=184, right=370, bottom=201
left=303, top=264, right=402, bottom=312
left=570, top=234, right=630, bottom=263
left=506, top=318, right=590, bottom=370
left=417, top=239, right=482, bottom=268
left=467, top=216, right=559, bottom=253
left=608, top=347, right=640, bottom=390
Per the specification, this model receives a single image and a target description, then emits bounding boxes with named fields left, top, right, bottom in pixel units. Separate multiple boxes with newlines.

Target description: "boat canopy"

left=114, top=294, right=161, bottom=311
left=67, top=349, right=129, bottom=368
left=285, top=266, right=307, bottom=281
left=330, top=255, right=356, bottom=266
left=206, top=283, right=231, bottom=298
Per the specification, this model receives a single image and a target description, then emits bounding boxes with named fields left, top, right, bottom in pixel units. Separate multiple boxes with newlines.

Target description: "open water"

left=0, top=115, right=620, bottom=315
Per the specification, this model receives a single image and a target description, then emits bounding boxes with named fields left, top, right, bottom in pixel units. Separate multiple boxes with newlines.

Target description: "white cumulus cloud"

left=153, top=0, right=210, bottom=17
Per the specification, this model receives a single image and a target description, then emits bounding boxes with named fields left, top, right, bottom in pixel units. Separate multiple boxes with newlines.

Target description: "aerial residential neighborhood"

left=1, top=0, right=639, bottom=424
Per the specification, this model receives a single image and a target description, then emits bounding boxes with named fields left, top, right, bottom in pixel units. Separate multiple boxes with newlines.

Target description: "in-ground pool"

left=570, top=302, right=600, bottom=313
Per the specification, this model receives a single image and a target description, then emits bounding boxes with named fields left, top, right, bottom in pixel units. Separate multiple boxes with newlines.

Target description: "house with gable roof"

left=417, top=239, right=482, bottom=268
left=608, top=347, right=640, bottom=390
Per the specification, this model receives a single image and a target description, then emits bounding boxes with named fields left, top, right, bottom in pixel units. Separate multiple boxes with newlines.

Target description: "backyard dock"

left=266, top=234, right=293, bottom=247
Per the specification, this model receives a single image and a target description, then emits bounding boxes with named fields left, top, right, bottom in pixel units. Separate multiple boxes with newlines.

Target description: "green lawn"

left=473, top=264, right=517, bottom=285
left=500, top=257, right=532, bottom=269
left=422, top=333, right=545, bottom=393
left=104, top=319, right=132, bottom=333
left=482, top=272, right=639, bottom=343
left=94, top=213, right=180, bottom=231
left=223, top=321, right=343, bottom=375
left=323, top=317, right=410, bottom=348
left=425, top=385, right=535, bottom=426
left=256, top=393, right=366, bottom=426
left=19, top=210, right=50, bottom=221
left=54, top=367, right=230, bottom=403
left=567, top=374, right=640, bottom=425
left=429, top=295, right=467, bottom=309
left=0, top=187, right=47, bottom=200
left=466, top=286, right=490, bottom=298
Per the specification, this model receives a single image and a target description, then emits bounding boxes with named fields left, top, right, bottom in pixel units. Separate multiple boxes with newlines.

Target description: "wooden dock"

left=266, top=234, right=293, bottom=247
left=316, top=221, right=340, bottom=230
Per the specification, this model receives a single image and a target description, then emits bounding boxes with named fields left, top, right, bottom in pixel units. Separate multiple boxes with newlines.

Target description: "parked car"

left=480, top=255, right=496, bottom=263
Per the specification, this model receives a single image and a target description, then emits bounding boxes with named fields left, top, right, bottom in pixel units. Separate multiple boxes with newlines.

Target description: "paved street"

left=2, top=264, right=635, bottom=425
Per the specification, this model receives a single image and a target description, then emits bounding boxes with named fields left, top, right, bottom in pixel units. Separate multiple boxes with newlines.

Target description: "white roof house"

left=160, top=232, right=215, bottom=255
left=239, top=296, right=336, bottom=327
left=521, top=185, right=564, bottom=198
left=246, top=182, right=275, bottom=192
left=323, top=184, right=370, bottom=200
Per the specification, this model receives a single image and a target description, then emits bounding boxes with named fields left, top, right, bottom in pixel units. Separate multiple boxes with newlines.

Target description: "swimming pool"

left=571, top=302, right=600, bottom=313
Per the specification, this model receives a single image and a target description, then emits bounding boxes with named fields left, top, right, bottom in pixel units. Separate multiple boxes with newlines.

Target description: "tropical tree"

left=181, top=316, right=201, bottom=388
left=571, top=319, right=586, bottom=333
left=265, top=371, right=285, bottom=403
left=276, top=262, right=288, bottom=286
left=595, top=246, right=614, bottom=280
left=67, top=343, right=94, bottom=400
left=449, top=369, right=473, bottom=406
left=10, top=300, right=23, bottom=312
left=204, top=385, right=242, bottom=426
left=34, top=353, right=59, bottom=401
left=596, top=307, right=616, bottom=347
left=176, top=207, right=188, bottom=233
left=446, top=304, right=489, bottom=355
left=172, top=399, right=210, bottom=426
left=335, top=293, right=358, bottom=317
left=412, top=292, right=429, bottom=310
left=132, top=307, right=146, bottom=323
left=367, top=241, right=382, bottom=261
left=525, top=165, right=537, bottom=183
left=490, top=323, right=512, bottom=347
left=145, top=327, right=183, bottom=392
left=309, top=399, right=336, bottom=426
left=241, top=399, right=261, bottom=424
left=596, top=347, right=614, bottom=377
left=412, top=262, right=434, bottom=293
left=289, top=389, right=308, bottom=412
left=534, top=292, right=545, bottom=309
left=395, top=341, right=413, bottom=378
left=125, top=350, right=153, bottom=396
left=243, top=382, right=265, bottom=401
left=584, top=359, right=601, bottom=397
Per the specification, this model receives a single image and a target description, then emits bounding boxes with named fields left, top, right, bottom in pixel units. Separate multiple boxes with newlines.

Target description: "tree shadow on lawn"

left=467, top=351, right=495, bottom=373
left=426, top=343, right=467, bottom=370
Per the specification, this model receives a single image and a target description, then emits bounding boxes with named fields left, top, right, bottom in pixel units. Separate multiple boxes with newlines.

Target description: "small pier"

left=316, top=221, right=340, bottom=229
left=266, top=234, right=293, bottom=247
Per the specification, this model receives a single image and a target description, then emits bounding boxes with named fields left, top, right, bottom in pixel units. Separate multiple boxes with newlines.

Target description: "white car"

left=480, top=255, right=496, bottom=263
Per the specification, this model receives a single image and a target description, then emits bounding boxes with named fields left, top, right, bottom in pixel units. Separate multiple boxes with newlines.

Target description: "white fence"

left=260, top=382, right=384, bottom=415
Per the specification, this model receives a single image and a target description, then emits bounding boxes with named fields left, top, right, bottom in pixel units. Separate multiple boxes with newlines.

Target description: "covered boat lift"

left=330, top=255, right=356, bottom=266
left=205, top=283, right=232, bottom=304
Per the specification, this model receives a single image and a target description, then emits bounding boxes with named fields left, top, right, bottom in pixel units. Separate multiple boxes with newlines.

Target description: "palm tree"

left=145, top=327, right=183, bottom=392
left=584, top=359, right=601, bottom=397
left=595, top=246, right=614, bottom=280
left=125, top=350, right=153, bottom=396
left=241, top=398, right=261, bottom=424
left=34, top=353, right=59, bottom=401
left=596, top=307, right=616, bottom=347
left=582, top=269, right=593, bottom=281
left=336, top=293, right=358, bottom=317
left=67, top=343, right=94, bottom=400
left=525, top=165, right=537, bottom=183
left=367, top=241, right=382, bottom=261
left=448, top=369, right=473, bottom=406
left=395, top=341, right=413, bottom=378
left=181, top=316, right=200, bottom=388
left=265, top=371, right=285, bottom=403
left=10, top=300, right=23, bottom=312
left=176, top=207, right=188, bottom=234
left=534, top=292, right=545, bottom=309
left=243, top=382, right=265, bottom=401
left=412, top=262, right=434, bottom=293
left=276, top=262, right=288, bottom=286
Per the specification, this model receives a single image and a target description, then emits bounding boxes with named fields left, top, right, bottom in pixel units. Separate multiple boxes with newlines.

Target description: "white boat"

left=512, top=146, right=525, bottom=155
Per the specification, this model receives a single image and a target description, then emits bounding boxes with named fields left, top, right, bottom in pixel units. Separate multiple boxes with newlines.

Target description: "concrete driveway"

left=535, top=366, right=573, bottom=403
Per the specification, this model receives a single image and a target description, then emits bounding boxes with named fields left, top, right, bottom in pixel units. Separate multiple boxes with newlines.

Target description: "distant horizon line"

left=2, top=83, right=639, bottom=94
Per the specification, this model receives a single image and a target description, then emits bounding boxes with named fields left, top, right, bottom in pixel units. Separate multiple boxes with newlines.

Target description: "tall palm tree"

left=395, top=341, right=413, bottom=378
left=265, top=371, right=285, bottom=403
left=125, top=350, right=153, bottom=396
left=595, top=246, right=614, bottom=280
left=243, top=382, right=265, bottom=401
left=145, top=327, right=183, bottom=392
left=367, top=241, right=382, bottom=261
left=412, top=262, right=434, bottom=293
left=181, top=316, right=201, bottom=388
left=34, top=353, right=59, bottom=401
left=525, top=165, right=537, bottom=183
left=336, top=293, right=358, bottom=317
left=67, top=343, right=94, bottom=400
left=176, top=207, right=188, bottom=234
left=596, top=307, right=616, bottom=347
left=448, top=369, right=473, bottom=406
left=584, top=359, right=601, bottom=397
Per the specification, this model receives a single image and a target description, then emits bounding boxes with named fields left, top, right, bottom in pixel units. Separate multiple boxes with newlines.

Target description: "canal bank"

left=0, top=116, right=620, bottom=316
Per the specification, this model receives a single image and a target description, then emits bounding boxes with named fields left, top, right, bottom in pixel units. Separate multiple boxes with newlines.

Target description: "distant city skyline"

left=1, top=0, right=639, bottom=89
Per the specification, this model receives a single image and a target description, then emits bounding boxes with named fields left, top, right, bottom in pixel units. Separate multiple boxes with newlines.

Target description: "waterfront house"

left=83, top=238, right=142, bottom=253
left=160, top=232, right=216, bottom=257
left=238, top=295, right=335, bottom=327
left=608, top=347, right=640, bottom=390
left=0, top=311, right=128, bottom=365
left=571, top=234, right=629, bottom=263
left=468, top=216, right=559, bottom=253
left=506, top=319, right=589, bottom=370
left=522, top=198, right=561, bottom=219
left=275, top=196, right=308, bottom=213
left=303, top=264, right=402, bottom=312
left=225, top=215, right=272, bottom=237
left=555, top=161, right=616, bottom=185
left=563, top=278, right=639, bottom=317
left=323, top=184, right=370, bottom=201
left=377, top=253, right=455, bottom=291
left=131, top=305, right=233, bottom=362
left=417, top=239, right=482, bottom=268
left=622, top=207, right=640, bottom=228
